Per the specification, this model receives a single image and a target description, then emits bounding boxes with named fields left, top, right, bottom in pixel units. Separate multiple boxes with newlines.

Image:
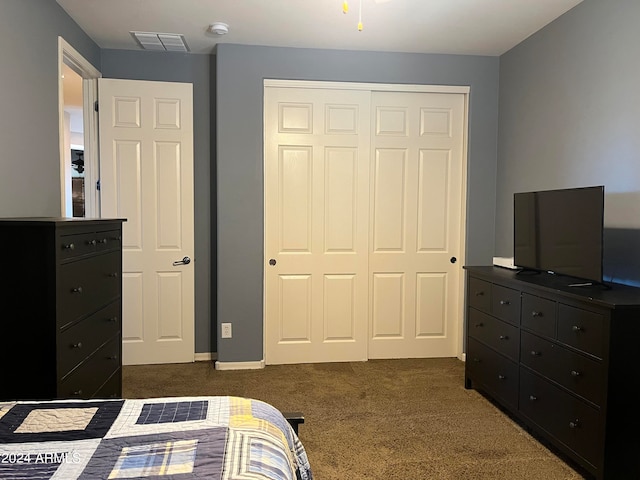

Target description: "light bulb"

left=343, top=1, right=348, bottom=14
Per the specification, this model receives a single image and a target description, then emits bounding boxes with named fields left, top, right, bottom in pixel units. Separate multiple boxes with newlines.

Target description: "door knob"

left=269, top=259, right=277, bottom=266
left=450, top=257, right=457, bottom=263
left=173, top=256, right=191, bottom=266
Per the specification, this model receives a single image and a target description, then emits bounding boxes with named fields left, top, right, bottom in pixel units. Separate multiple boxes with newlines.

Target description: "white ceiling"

left=56, top=0, right=583, bottom=56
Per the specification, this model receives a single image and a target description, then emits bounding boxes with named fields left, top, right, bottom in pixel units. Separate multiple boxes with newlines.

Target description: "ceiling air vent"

left=130, top=31, right=190, bottom=52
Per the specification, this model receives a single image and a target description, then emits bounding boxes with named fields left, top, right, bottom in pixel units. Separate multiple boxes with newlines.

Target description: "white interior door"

left=99, top=78, right=195, bottom=365
left=264, top=86, right=371, bottom=364
left=368, top=91, right=465, bottom=359
left=264, top=82, right=467, bottom=364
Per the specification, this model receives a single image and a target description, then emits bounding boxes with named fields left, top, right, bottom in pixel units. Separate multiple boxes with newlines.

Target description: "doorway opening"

left=62, top=64, right=85, bottom=216
left=58, top=37, right=101, bottom=218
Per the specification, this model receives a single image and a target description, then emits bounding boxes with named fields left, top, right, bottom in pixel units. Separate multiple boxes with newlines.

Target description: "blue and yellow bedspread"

left=0, top=396, right=313, bottom=479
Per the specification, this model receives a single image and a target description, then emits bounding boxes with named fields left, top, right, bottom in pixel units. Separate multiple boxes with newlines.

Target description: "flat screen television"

left=513, top=186, right=605, bottom=284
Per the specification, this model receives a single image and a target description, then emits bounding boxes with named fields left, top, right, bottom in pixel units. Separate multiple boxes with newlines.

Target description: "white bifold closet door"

left=264, top=87, right=372, bottom=364
left=264, top=83, right=466, bottom=364
left=368, top=91, right=465, bottom=359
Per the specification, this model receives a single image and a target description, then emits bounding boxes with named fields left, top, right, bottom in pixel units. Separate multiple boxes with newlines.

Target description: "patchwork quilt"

left=0, top=396, right=313, bottom=480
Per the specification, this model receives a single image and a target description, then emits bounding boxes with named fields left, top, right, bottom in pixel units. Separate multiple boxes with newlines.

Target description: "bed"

left=0, top=396, right=313, bottom=480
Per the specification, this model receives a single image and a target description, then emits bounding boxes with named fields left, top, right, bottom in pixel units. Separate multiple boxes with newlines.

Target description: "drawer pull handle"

left=108, top=272, right=119, bottom=278
left=529, top=395, right=537, bottom=401
left=108, top=355, right=119, bottom=361
left=108, top=316, right=119, bottom=323
left=111, top=235, right=122, bottom=241
left=497, top=374, right=506, bottom=380
left=63, top=243, right=75, bottom=250
left=475, top=291, right=485, bottom=297
left=572, top=325, right=583, bottom=332
left=98, top=238, right=108, bottom=244
left=530, top=350, right=541, bottom=356
left=475, top=322, right=484, bottom=328
left=72, top=342, right=83, bottom=349
left=499, top=300, right=510, bottom=306
left=499, top=335, right=509, bottom=340
left=569, top=419, right=580, bottom=429
left=73, top=389, right=83, bottom=396
left=88, top=239, right=97, bottom=246
left=71, top=287, right=83, bottom=294
left=472, top=358, right=481, bottom=363
left=531, top=311, right=542, bottom=317
left=570, top=370, right=581, bottom=377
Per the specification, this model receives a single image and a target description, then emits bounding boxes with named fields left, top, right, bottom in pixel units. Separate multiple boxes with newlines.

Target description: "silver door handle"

left=173, top=256, right=191, bottom=266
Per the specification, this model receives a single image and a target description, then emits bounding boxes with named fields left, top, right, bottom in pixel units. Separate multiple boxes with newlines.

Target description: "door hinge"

left=96, top=180, right=101, bottom=191
left=94, top=101, right=99, bottom=112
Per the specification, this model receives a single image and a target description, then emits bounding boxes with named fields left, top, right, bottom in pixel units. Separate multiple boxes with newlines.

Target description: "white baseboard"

left=215, top=360, right=265, bottom=371
left=194, top=352, right=216, bottom=362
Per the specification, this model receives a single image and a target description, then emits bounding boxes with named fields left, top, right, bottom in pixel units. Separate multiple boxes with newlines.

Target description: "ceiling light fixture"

left=209, top=22, right=229, bottom=35
left=342, top=0, right=364, bottom=31
left=343, top=0, right=391, bottom=31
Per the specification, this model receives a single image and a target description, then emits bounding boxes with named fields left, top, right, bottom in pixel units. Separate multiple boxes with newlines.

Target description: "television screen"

left=513, top=186, right=604, bottom=284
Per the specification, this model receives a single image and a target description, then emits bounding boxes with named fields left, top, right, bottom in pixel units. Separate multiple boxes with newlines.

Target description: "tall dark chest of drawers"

left=0, top=218, right=125, bottom=401
left=464, top=266, right=640, bottom=480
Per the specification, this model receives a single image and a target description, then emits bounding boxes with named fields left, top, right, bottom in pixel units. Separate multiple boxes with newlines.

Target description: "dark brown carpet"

left=122, top=358, right=586, bottom=480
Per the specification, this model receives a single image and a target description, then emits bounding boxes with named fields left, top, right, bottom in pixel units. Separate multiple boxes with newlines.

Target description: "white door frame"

left=263, top=79, right=470, bottom=361
left=58, top=36, right=101, bottom=218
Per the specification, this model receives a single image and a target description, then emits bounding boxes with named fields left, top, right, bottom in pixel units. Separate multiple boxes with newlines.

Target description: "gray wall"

left=101, top=49, right=213, bottom=354
left=216, top=44, right=500, bottom=362
left=0, top=2, right=215, bottom=355
left=0, top=0, right=100, bottom=217
left=497, top=0, right=640, bottom=286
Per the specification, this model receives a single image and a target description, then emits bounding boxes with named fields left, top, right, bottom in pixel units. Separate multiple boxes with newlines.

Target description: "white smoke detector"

left=209, top=23, right=229, bottom=35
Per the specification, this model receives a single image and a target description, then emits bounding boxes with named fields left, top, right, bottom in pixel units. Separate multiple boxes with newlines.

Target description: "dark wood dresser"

left=464, top=266, right=640, bottom=480
left=0, top=218, right=125, bottom=401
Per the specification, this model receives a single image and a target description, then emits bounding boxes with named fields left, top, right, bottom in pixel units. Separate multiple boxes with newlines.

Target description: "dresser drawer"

left=59, top=336, right=121, bottom=399
left=59, top=231, right=98, bottom=260
left=95, top=229, right=123, bottom=253
left=521, top=293, right=557, bottom=338
left=468, top=309, right=519, bottom=361
left=520, top=368, right=600, bottom=466
left=558, top=304, right=605, bottom=359
left=93, top=368, right=122, bottom=399
left=491, top=285, right=521, bottom=325
left=466, top=337, right=519, bottom=409
left=58, top=301, right=121, bottom=379
left=468, top=277, right=491, bottom=313
left=57, top=251, right=122, bottom=328
left=521, top=331, right=603, bottom=406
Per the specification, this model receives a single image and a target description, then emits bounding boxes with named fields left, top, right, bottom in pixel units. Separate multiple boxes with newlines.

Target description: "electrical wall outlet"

left=221, top=322, right=232, bottom=339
